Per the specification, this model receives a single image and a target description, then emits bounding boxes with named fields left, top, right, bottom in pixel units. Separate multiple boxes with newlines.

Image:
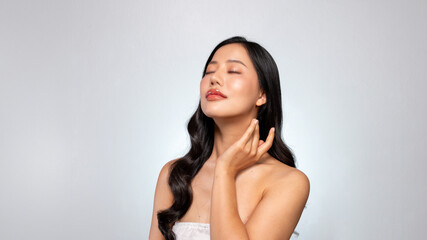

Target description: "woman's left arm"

left=210, top=119, right=310, bottom=240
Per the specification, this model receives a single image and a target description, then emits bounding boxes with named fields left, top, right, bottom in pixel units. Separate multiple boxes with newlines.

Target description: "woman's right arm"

left=148, top=159, right=177, bottom=240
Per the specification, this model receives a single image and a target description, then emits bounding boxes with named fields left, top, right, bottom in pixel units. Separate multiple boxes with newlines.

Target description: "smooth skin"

left=149, top=43, right=310, bottom=240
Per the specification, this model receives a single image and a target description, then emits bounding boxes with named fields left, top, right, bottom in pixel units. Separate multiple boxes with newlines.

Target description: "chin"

left=201, top=107, right=228, bottom=118
left=202, top=108, right=245, bottom=120
left=202, top=109, right=228, bottom=119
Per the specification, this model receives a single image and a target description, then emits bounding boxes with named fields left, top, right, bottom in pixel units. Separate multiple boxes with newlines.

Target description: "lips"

left=206, top=88, right=227, bottom=98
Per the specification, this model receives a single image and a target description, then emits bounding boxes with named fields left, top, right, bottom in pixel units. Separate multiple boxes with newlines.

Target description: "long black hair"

left=157, top=36, right=296, bottom=240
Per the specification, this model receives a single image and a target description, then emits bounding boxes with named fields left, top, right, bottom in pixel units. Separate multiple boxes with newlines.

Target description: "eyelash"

left=205, top=71, right=240, bottom=75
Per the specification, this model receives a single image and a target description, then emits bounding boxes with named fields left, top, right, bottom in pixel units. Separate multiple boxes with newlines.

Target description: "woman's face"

left=200, top=43, right=266, bottom=119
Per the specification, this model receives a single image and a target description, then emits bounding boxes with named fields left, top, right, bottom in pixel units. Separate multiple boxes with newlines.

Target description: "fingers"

left=251, top=121, right=260, bottom=154
left=239, top=119, right=258, bottom=145
left=257, top=127, right=275, bottom=157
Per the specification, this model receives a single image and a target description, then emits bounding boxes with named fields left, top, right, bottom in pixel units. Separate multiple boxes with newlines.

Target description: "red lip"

left=206, top=88, right=227, bottom=98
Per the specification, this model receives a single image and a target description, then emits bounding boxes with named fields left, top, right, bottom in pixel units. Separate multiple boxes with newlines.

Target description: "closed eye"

left=205, top=71, right=240, bottom=75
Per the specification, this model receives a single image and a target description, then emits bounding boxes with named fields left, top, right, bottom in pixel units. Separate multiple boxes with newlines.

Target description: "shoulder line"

left=272, top=167, right=310, bottom=197
left=158, top=158, right=180, bottom=182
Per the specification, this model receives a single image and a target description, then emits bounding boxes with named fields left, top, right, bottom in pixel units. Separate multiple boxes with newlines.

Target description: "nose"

left=210, top=70, right=223, bottom=86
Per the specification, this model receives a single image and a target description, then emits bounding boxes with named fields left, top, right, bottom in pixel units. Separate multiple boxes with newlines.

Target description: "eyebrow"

left=208, top=59, right=248, bottom=68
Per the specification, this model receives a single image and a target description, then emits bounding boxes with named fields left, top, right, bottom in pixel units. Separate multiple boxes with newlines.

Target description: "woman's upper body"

left=149, top=36, right=310, bottom=240
left=149, top=153, right=309, bottom=239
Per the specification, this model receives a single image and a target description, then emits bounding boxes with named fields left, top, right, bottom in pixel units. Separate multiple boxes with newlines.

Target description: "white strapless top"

left=172, top=222, right=210, bottom=240
left=172, top=221, right=299, bottom=240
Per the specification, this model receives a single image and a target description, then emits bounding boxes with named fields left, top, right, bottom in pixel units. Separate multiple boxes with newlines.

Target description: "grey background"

left=1, top=0, right=426, bottom=239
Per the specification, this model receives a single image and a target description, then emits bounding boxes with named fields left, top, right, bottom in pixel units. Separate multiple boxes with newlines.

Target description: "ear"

left=256, top=90, right=267, bottom=107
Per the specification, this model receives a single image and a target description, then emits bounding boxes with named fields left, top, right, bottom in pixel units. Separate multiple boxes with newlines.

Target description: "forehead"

left=210, top=43, right=252, bottom=65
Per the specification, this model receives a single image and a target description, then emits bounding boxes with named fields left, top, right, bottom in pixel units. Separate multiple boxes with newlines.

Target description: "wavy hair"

left=157, top=36, right=296, bottom=240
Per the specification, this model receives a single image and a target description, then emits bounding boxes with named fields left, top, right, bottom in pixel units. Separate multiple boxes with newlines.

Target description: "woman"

left=149, top=36, right=310, bottom=240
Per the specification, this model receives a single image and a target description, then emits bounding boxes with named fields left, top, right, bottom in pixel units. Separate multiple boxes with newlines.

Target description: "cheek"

left=230, top=78, right=258, bottom=96
left=200, top=77, right=208, bottom=94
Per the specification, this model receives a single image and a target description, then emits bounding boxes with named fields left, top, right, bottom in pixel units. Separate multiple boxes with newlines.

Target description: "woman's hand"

left=217, top=118, right=275, bottom=176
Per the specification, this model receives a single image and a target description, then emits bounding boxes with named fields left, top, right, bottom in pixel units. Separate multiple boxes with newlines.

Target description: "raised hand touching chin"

left=216, top=118, right=275, bottom=177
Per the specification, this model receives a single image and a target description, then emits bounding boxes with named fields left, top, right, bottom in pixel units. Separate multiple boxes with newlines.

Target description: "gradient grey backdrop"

left=1, top=0, right=426, bottom=239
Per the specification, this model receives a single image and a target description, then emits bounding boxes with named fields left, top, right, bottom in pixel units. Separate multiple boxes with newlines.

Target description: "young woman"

left=149, top=36, right=310, bottom=240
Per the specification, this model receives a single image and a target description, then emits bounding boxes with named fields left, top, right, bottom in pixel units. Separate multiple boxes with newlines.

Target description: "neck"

left=207, top=115, right=256, bottom=166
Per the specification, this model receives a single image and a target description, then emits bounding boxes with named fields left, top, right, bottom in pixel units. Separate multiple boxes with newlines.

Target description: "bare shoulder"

left=158, top=158, right=179, bottom=182
left=154, top=158, right=180, bottom=205
left=244, top=157, right=310, bottom=239
left=149, top=158, right=180, bottom=240
left=154, top=158, right=181, bottom=205
left=261, top=157, right=310, bottom=197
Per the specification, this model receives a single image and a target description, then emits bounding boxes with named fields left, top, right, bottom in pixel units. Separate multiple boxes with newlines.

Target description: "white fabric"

left=172, top=221, right=299, bottom=240
left=172, top=222, right=210, bottom=240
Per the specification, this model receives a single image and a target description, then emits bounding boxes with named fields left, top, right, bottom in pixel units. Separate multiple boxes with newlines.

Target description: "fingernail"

left=272, top=127, right=275, bottom=132
left=253, top=119, right=258, bottom=124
